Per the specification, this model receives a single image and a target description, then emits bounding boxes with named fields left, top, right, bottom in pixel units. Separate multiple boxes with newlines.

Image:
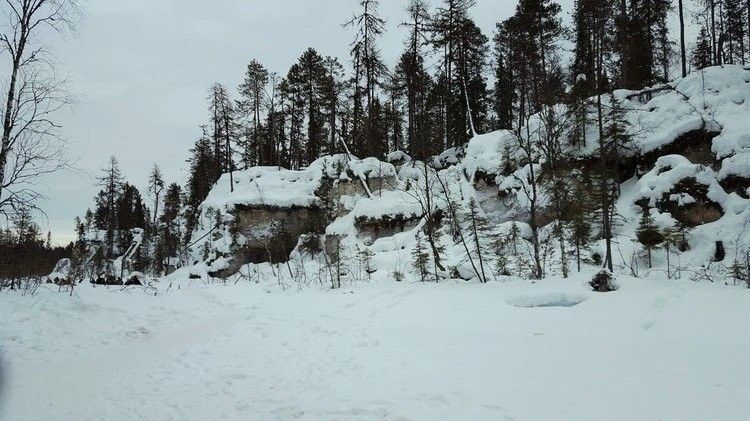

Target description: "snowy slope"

left=1, top=275, right=748, bottom=421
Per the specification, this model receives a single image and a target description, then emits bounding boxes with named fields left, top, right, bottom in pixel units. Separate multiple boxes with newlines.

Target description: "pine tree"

left=238, top=59, right=269, bottom=167
left=450, top=17, right=489, bottom=143
left=495, top=0, right=564, bottom=129
left=95, top=156, right=123, bottom=258
left=492, top=41, right=514, bottom=130
left=636, top=209, right=664, bottom=268
left=393, top=51, right=434, bottom=159
left=431, top=0, right=478, bottom=148
left=320, top=56, right=346, bottom=156
left=280, top=72, right=306, bottom=169
left=208, top=84, right=232, bottom=178
left=345, top=0, right=387, bottom=156
left=12, top=205, right=41, bottom=247
left=399, top=0, right=432, bottom=155
left=147, top=164, right=164, bottom=226
left=622, top=0, right=672, bottom=87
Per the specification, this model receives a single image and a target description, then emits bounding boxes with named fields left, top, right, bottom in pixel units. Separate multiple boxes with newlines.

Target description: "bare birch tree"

left=0, top=0, right=79, bottom=218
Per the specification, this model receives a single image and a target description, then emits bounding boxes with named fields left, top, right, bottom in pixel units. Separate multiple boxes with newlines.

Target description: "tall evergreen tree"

left=398, top=0, right=433, bottom=156
left=725, top=0, right=747, bottom=64
left=95, top=156, right=123, bottom=258
left=154, top=183, right=182, bottom=274
left=345, top=0, right=387, bottom=156
left=238, top=59, right=269, bottom=167
left=147, top=164, right=164, bottom=226
left=286, top=48, right=328, bottom=166
left=692, top=26, right=714, bottom=70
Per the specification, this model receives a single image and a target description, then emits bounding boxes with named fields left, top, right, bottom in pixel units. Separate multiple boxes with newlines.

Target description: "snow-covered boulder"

left=634, top=155, right=726, bottom=226
left=46, top=258, right=72, bottom=285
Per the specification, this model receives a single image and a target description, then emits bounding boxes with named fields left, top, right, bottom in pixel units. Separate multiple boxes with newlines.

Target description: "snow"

left=1, top=275, right=748, bottom=420
left=718, top=150, right=750, bottom=180
left=634, top=155, right=721, bottom=208
left=462, top=130, right=515, bottom=181
left=45, top=258, right=71, bottom=283
left=5, top=65, right=750, bottom=421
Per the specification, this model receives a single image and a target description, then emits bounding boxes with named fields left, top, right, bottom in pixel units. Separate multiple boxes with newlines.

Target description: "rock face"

left=354, top=213, right=421, bottom=244
left=211, top=204, right=326, bottom=278
left=199, top=156, right=400, bottom=278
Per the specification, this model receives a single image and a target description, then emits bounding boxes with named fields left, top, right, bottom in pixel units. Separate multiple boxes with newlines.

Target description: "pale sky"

left=11, top=0, right=611, bottom=245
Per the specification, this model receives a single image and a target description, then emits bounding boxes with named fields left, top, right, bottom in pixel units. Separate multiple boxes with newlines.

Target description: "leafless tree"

left=0, top=0, right=79, bottom=218
left=403, top=161, right=446, bottom=274
left=509, top=115, right=544, bottom=280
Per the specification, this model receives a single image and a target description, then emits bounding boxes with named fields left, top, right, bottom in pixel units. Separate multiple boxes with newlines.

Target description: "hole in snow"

left=506, top=293, right=587, bottom=308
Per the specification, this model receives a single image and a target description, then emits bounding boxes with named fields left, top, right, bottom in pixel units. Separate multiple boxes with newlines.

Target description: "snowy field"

left=1, top=276, right=748, bottom=420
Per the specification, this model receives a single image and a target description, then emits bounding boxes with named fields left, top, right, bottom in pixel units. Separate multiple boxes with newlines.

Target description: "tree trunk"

left=679, top=0, right=687, bottom=77
left=596, top=21, right=614, bottom=272
left=711, top=0, right=717, bottom=65
left=0, top=34, right=25, bottom=203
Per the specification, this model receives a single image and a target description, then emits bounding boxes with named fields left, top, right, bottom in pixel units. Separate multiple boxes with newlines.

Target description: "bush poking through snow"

left=590, top=269, right=617, bottom=292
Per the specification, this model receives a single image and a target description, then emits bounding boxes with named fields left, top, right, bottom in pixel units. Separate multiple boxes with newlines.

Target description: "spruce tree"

left=95, top=156, right=123, bottom=258
left=692, top=26, right=714, bottom=70
left=154, top=183, right=183, bottom=274
left=636, top=210, right=664, bottom=268
left=412, top=233, right=431, bottom=282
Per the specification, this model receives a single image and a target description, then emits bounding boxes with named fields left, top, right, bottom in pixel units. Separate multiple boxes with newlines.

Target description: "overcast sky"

left=1, top=0, right=596, bottom=245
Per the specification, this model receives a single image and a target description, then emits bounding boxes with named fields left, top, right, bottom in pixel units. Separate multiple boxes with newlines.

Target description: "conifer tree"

left=724, top=0, right=747, bottom=64
left=604, top=94, right=633, bottom=193
left=208, top=84, right=233, bottom=178
left=238, top=59, right=269, bottom=167
left=662, top=226, right=682, bottom=278
left=636, top=210, right=664, bottom=268
left=147, top=164, right=164, bottom=226
left=412, top=233, right=431, bottom=282
left=154, top=183, right=183, bottom=274
left=399, top=0, right=432, bottom=155
left=463, top=197, right=488, bottom=283
left=184, top=128, right=216, bottom=239
left=492, top=47, right=514, bottom=130
left=345, top=0, right=387, bottom=156
left=320, top=56, right=347, bottom=156
left=95, top=156, right=123, bottom=258
left=692, top=26, right=714, bottom=70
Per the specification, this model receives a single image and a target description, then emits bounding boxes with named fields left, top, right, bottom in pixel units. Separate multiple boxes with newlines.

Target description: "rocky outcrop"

left=210, top=204, right=326, bottom=278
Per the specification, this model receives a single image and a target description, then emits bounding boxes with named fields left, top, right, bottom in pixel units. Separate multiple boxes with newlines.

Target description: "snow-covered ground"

left=1, top=275, right=748, bottom=420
